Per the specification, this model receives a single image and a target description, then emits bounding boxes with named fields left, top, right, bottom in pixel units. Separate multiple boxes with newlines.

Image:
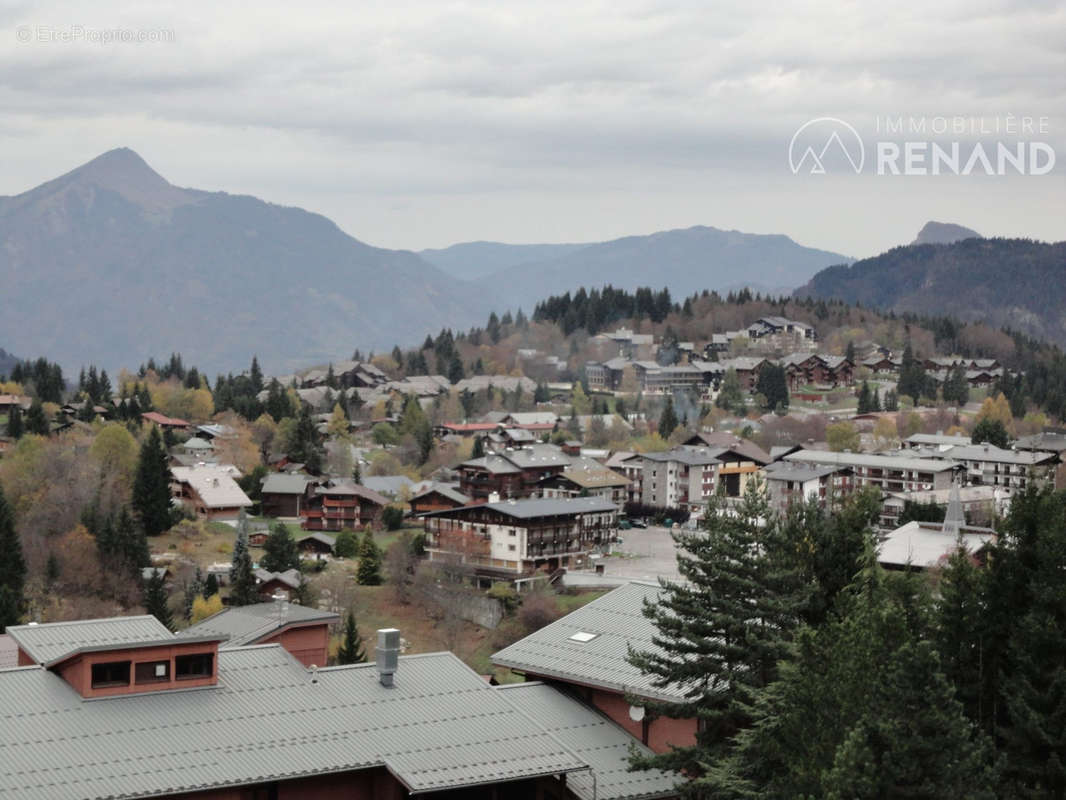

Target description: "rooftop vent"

left=376, top=628, right=400, bottom=687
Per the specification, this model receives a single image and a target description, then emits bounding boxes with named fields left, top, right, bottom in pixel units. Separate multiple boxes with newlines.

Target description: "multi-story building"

left=299, top=480, right=388, bottom=531
left=761, top=461, right=854, bottom=513
left=783, top=449, right=957, bottom=493
left=909, top=443, right=1057, bottom=491
left=458, top=444, right=571, bottom=500
left=421, top=496, right=617, bottom=578
left=640, top=448, right=722, bottom=512
left=538, top=457, right=630, bottom=509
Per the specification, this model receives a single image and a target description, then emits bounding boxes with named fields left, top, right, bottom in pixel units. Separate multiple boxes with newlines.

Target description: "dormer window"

left=136, top=660, right=171, bottom=684
left=91, top=660, right=131, bottom=689
left=176, top=652, right=213, bottom=680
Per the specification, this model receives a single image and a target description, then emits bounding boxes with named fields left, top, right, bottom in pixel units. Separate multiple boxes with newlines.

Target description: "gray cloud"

left=0, top=0, right=1063, bottom=258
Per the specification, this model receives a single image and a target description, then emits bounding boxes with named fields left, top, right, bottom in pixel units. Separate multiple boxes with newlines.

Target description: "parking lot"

left=564, top=524, right=684, bottom=587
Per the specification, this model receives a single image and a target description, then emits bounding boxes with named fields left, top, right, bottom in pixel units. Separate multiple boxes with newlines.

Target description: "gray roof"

left=762, top=461, right=844, bottom=482
left=482, top=496, right=617, bottom=519
left=784, top=449, right=957, bottom=473
left=362, top=475, right=419, bottom=497
left=940, top=443, right=1057, bottom=466
left=461, top=455, right=522, bottom=474
left=254, top=568, right=302, bottom=589
left=905, top=432, right=972, bottom=447
left=642, top=447, right=722, bottom=467
left=182, top=601, right=339, bottom=646
left=0, top=646, right=591, bottom=799
left=493, top=582, right=688, bottom=702
left=6, top=615, right=175, bottom=665
left=499, top=683, right=678, bottom=800
left=412, top=483, right=471, bottom=505
left=260, top=472, right=311, bottom=495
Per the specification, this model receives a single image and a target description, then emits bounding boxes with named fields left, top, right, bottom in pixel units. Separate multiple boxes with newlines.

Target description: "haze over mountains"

left=423, top=228, right=852, bottom=308
left=0, top=149, right=856, bottom=376
left=911, top=221, right=982, bottom=246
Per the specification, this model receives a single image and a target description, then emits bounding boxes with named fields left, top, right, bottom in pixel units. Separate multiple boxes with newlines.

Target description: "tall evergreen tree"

left=261, top=522, right=301, bottom=573
left=714, top=556, right=996, bottom=799
left=628, top=483, right=801, bottom=784
left=658, top=396, right=679, bottom=439
left=24, top=398, right=49, bottom=435
left=0, top=485, right=25, bottom=632
left=336, top=609, right=367, bottom=664
left=249, top=356, right=264, bottom=393
left=5, top=404, right=22, bottom=439
left=229, top=521, right=258, bottom=606
left=143, top=569, right=174, bottom=630
left=113, top=506, right=151, bottom=575
left=132, top=426, right=173, bottom=537
left=357, top=531, right=382, bottom=586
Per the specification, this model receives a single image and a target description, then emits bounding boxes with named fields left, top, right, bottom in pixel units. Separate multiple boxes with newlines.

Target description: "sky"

left=1, top=0, right=1064, bottom=259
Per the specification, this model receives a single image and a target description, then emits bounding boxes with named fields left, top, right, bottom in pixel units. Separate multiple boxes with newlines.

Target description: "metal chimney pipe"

left=376, top=628, right=400, bottom=687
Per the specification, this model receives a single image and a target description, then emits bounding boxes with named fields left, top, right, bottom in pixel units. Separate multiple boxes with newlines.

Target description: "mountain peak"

left=912, top=221, right=981, bottom=246
left=18, top=147, right=195, bottom=212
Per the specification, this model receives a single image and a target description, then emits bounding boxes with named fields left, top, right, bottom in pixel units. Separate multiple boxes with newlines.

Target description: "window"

left=135, top=660, right=170, bottom=684
left=175, top=652, right=214, bottom=680
left=569, top=631, right=600, bottom=643
left=508, top=544, right=516, bottom=551
left=91, top=660, right=131, bottom=688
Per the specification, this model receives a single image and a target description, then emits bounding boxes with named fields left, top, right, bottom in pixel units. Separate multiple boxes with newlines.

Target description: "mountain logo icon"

left=789, top=117, right=865, bottom=174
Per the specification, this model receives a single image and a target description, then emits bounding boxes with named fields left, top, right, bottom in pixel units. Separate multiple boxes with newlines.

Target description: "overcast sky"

left=2, top=0, right=1064, bottom=258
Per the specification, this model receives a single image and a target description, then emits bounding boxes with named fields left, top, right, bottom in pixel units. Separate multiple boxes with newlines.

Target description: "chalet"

left=421, top=495, right=617, bottom=579
left=409, top=483, right=471, bottom=515
left=260, top=472, right=313, bottom=517
left=299, top=531, right=336, bottom=559
left=493, top=581, right=698, bottom=754
left=747, top=316, right=816, bottom=341
left=169, top=464, right=253, bottom=520
left=141, top=411, right=190, bottom=429
left=717, top=356, right=769, bottom=390
left=863, top=355, right=901, bottom=373
left=434, top=421, right=499, bottom=438
left=300, top=480, right=389, bottom=531
left=780, top=353, right=854, bottom=389
left=254, top=567, right=302, bottom=598
left=538, top=457, right=630, bottom=508
left=0, top=393, right=29, bottom=414
left=0, top=619, right=677, bottom=800
left=458, top=444, right=571, bottom=501
left=183, top=597, right=339, bottom=667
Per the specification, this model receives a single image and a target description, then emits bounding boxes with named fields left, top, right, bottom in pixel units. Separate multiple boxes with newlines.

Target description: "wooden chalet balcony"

left=322, top=498, right=360, bottom=508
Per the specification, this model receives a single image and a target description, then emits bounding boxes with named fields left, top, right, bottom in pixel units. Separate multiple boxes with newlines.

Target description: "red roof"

left=442, top=423, right=499, bottom=433
left=142, top=411, right=190, bottom=427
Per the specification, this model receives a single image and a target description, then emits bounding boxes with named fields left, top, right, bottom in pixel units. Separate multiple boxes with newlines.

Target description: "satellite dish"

left=628, top=704, right=646, bottom=722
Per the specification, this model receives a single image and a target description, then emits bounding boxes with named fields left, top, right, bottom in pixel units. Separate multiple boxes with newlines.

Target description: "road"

left=563, top=525, right=683, bottom=587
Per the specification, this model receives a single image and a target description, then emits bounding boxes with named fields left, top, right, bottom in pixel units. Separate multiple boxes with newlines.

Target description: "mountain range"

left=0, top=149, right=855, bottom=375
left=422, top=228, right=852, bottom=309
left=0, top=148, right=485, bottom=376
left=796, top=237, right=1066, bottom=348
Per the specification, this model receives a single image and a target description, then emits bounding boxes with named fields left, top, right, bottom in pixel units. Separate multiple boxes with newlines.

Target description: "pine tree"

left=716, top=556, right=996, bottom=799
left=357, top=531, right=382, bottom=585
left=229, top=523, right=258, bottom=606
left=261, top=522, right=300, bottom=573
left=336, top=609, right=367, bottom=664
left=249, top=355, right=264, bottom=393
left=204, top=571, right=219, bottom=598
left=658, top=396, right=679, bottom=439
left=132, top=426, right=173, bottom=537
left=5, top=404, right=22, bottom=439
left=114, top=506, right=151, bottom=575
left=143, top=570, right=174, bottom=630
left=857, top=380, right=872, bottom=413
left=471, top=435, right=485, bottom=459
left=628, top=482, right=802, bottom=782
left=0, top=485, right=25, bottom=632
left=24, top=398, right=49, bottom=435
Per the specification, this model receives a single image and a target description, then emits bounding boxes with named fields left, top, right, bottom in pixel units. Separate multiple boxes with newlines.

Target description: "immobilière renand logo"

left=789, top=116, right=1056, bottom=176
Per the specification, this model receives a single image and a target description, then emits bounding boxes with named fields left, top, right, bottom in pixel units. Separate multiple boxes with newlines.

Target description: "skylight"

left=569, top=631, right=599, bottom=643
